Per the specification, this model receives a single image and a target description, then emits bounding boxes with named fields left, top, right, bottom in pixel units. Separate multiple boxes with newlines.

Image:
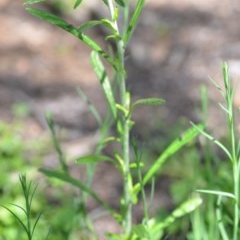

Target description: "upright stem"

left=116, top=15, right=132, bottom=239
left=107, top=0, right=132, bottom=234
left=224, top=63, right=239, bottom=240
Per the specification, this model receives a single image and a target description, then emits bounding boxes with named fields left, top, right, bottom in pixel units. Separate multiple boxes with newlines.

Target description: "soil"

left=1, top=0, right=240, bottom=238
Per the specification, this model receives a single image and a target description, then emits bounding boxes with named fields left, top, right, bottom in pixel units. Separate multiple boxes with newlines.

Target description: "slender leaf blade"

left=24, top=0, right=45, bottom=5
left=130, top=98, right=165, bottom=116
left=131, top=225, right=149, bottom=238
left=91, top=51, right=117, bottom=119
left=77, top=87, right=102, bottom=126
left=115, top=0, right=125, bottom=7
left=74, top=0, right=83, bottom=9
left=124, top=0, right=146, bottom=43
left=25, top=8, right=117, bottom=69
left=32, top=212, right=43, bottom=236
left=78, top=20, right=101, bottom=32
left=39, top=168, right=114, bottom=212
left=150, top=195, right=202, bottom=232
left=1, top=205, right=29, bottom=234
left=76, top=154, right=113, bottom=164
left=197, top=189, right=236, bottom=200
left=133, top=124, right=204, bottom=195
left=191, top=122, right=232, bottom=160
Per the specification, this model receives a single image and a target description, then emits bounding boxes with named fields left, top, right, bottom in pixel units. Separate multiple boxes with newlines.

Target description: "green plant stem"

left=117, top=18, right=132, bottom=240
left=223, top=63, right=238, bottom=240
left=107, top=0, right=132, bottom=234
left=21, top=176, right=32, bottom=240
left=117, top=20, right=132, bottom=240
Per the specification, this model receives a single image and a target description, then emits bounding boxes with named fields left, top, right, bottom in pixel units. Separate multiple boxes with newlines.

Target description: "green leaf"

left=74, top=0, right=83, bottom=9
left=130, top=98, right=165, bottom=116
left=124, top=0, right=146, bottom=44
left=171, top=196, right=202, bottom=218
left=190, top=122, right=231, bottom=160
left=78, top=19, right=121, bottom=44
left=113, top=7, right=119, bottom=22
left=132, top=98, right=165, bottom=108
left=150, top=195, right=202, bottom=232
left=133, top=124, right=204, bottom=195
left=78, top=20, right=102, bottom=32
left=77, top=87, right=102, bottom=126
left=105, top=34, right=122, bottom=41
left=101, top=0, right=108, bottom=6
left=24, top=0, right=45, bottom=5
left=101, top=19, right=117, bottom=33
left=76, top=154, right=113, bottom=164
left=1, top=205, right=29, bottom=234
left=115, top=0, right=125, bottom=7
left=39, top=168, right=114, bottom=213
left=26, top=8, right=117, bottom=69
left=197, top=189, right=236, bottom=200
left=131, top=224, right=149, bottom=238
left=91, top=51, right=117, bottom=119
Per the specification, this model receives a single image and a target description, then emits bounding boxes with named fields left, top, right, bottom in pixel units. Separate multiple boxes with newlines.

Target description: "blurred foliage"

left=0, top=103, right=96, bottom=239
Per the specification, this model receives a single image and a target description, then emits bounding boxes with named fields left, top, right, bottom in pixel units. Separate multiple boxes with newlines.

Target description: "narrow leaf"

left=78, top=20, right=102, bottom=32
left=124, top=0, right=146, bottom=43
left=77, top=87, right=102, bottom=126
left=131, top=225, right=149, bottom=238
left=113, top=7, right=119, bottom=22
left=1, top=206, right=28, bottom=234
left=115, top=0, right=125, bottom=7
left=150, top=195, right=202, bottom=232
left=101, top=0, right=108, bottom=6
left=191, top=122, right=231, bottom=160
left=197, top=189, right=236, bottom=200
left=171, top=196, right=203, bottom=218
left=32, top=212, right=43, bottom=236
left=9, top=203, right=27, bottom=215
left=76, top=154, right=113, bottom=164
left=74, top=0, right=83, bottom=9
left=39, top=168, right=114, bottom=213
left=130, top=98, right=165, bottom=116
left=132, top=98, right=165, bottom=108
left=91, top=51, right=117, bottom=119
left=133, top=124, right=204, bottom=195
left=101, top=19, right=117, bottom=33
left=216, top=196, right=229, bottom=240
left=26, top=8, right=117, bottom=69
left=24, top=0, right=45, bottom=5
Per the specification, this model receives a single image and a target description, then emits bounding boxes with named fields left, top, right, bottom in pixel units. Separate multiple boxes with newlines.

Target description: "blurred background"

left=1, top=0, right=240, bottom=239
